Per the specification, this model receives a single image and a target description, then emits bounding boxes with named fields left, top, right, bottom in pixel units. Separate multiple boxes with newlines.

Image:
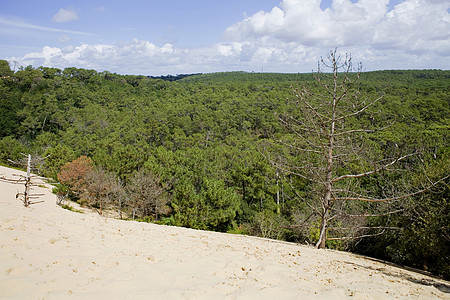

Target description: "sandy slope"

left=0, top=166, right=449, bottom=299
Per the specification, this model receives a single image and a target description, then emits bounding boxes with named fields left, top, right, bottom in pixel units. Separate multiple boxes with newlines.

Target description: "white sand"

left=1, top=165, right=449, bottom=299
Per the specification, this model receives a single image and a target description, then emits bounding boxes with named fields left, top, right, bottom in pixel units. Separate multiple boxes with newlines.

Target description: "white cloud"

left=224, top=0, right=450, bottom=55
left=58, top=35, right=71, bottom=43
left=372, top=0, right=450, bottom=54
left=217, top=43, right=242, bottom=57
left=7, top=37, right=449, bottom=76
left=52, top=8, right=79, bottom=23
left=224, top=0, right=388, bottom=47
left=0, top=16, right=92, bottom=35
left=6, top=0, right=450, bottom=74
left=22, top=46, right=62, bottom=66
left=7, top=37, right=305, bottom=74
left=8, top=40, right=190, bottom=74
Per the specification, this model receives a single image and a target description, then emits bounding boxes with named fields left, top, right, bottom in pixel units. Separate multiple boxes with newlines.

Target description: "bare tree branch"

left=332, top=152, right=417, bottom=183
left=330, top=208, right=404, bottom=218
left=326, top=230, right=388, bottom=241
left=273, top=138, right=322, bottom=154
left=334, top=95, right=383, bottom=122
left=328, top=226, right=401, bottom=231
left=335, top=175, right=448, bottom=202
left=334, top=122, right=394, bottom=137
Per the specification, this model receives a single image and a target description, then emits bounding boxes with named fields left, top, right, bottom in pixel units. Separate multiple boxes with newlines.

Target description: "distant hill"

left=148, top=73, right=202, bottom=81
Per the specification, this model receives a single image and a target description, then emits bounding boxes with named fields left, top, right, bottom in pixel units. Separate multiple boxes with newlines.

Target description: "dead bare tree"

left=265, top=49, right=446, bottom=249
left=126, top=169, right=168, bottom=221
left=0, top=154, right=46, bottom=206
left=83, top=167, right=123, bottom=216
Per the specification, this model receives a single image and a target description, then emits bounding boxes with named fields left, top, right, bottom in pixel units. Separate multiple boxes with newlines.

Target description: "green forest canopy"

left=0, top=61, right=448, bottom=279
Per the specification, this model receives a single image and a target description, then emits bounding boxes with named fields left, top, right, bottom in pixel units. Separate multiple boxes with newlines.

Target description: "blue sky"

left=1, top=0, right=449, bottom=75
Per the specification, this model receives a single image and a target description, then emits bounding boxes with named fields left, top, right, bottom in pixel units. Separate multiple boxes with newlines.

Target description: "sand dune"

left=1, top=165, right=449, bottom=299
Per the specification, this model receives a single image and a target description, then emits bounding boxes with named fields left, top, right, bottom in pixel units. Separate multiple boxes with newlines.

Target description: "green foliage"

left=0, top=66, right=448, bottom=278
left=60, top=203, right=84, bottom=213
left=0, top=60, right=13, bottom=77
left=227, top=224, right=250, bottom=235
left=200, top=177, right=241, bottom=231
left=353, top=157, right=450, bottom=280
left=42, top=144, right=77, bottom=180
left=0, top=68, right=22, bottom=138
left=0, top=136, right=26, bottom=164
left=52, top=183, right=71, bottom=197
left=251, top=209, right=288, bottom=240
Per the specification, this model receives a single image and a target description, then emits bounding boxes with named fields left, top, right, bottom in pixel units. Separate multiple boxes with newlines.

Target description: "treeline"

left=0, top=60, right=448, bottom=279
left=148, top=73, right=202, bottom=81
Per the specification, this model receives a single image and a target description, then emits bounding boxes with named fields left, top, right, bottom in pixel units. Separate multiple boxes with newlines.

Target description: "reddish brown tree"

left=58, top=156, right=124, bottom=215
left=57, top=156, right=94, bottom=195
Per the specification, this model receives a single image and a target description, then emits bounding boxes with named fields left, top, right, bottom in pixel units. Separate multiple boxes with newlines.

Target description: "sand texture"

left=1, top=165, right=449, bottom=299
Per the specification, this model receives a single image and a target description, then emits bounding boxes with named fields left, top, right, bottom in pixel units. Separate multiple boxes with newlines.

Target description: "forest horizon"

left=0, top=59, right=448, bottom=279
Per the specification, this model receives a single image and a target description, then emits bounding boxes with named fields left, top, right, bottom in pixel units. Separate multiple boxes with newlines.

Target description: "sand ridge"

left=0, top=165, right=449, bottom=299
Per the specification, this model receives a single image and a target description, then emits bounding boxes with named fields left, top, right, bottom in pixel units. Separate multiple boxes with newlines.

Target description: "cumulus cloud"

left=225, top=0, right=450, bottom=55
left=6, top=0, right=450, bottom=74
left=225, top=0, right=388, bottom=46
left=52, top=8, right=79, bottom=23
left=372, top=0, right=450, bottom=54
left=8, top=38, right=318, bottom=74
left=8, top=40, right=190, bottom=74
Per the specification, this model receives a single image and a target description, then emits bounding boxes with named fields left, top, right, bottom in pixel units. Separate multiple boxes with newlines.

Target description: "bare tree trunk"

left=317, top=153, right=333, bottom=248
left=317, top=59, right=338, bottom=249
left=276, top=170, right=281, bottom=215
left=24, top=154, right=31, bottom=206
left=316, top=204, right=328, bottom=248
